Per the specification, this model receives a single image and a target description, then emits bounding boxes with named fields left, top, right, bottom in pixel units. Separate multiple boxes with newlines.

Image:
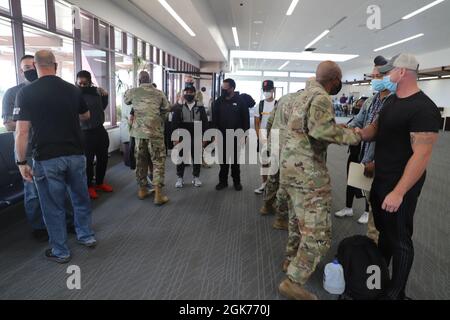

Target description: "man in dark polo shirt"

left=212, top=78, right=250, bottom=191
left=14, top=50, right=97, bottom=264
left=358, top=53, right=441, bottom=300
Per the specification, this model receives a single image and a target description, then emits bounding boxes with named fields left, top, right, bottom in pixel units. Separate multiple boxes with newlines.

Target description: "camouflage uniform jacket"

left=280, top=80, right=361, bottom=189
left=124, top=83, right=169, bottom=139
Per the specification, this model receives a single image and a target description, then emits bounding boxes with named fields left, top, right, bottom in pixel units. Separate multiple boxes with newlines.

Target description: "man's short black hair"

left=223, top=78, right=236, bottom=89
left=20, top=55, right=34, bottom=63
left=77, top=70, right=92, bottom=82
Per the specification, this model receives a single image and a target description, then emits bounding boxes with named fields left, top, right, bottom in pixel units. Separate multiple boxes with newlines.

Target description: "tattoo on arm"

left=410, top=132, right=438, bottom=146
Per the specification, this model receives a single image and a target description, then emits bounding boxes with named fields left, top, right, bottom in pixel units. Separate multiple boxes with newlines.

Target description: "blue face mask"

left=371, top=79, right=385, bottom=92
left=383, top=75, right=398, bottom=93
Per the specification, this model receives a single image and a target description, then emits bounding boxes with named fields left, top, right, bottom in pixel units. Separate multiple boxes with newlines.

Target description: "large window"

left=55, top=0, right=73, bottom=34
left=126, top=34, right=133, bottom=56
left=0, top=0, right=9, bottom=12
left=80, top=13, right=94, bottom=43
left=24, top=25, right=74, bottom=83
left=289, top=82, right=306, bottom=93
left=114, top=28, right=122, bottom=52
left=115, top=53, right=134, bottom=125
left=21, top=0, right=47, bottom=25
left=82, top=45, right=110, bottom=125
left=153, top=64, right=163, bottom=90
left=99, top=22, right=109, bottom=48
left=0, top=18, right=15, bottom=133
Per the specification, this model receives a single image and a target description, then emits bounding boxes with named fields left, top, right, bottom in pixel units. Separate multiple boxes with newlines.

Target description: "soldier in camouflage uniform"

left=278, top=62, right=362, bottom=300
left=260, top=94, right=295, bottom=231
left=124, top=71, right=170, bottom=205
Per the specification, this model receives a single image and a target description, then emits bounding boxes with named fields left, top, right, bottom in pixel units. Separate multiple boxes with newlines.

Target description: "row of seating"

left=0, top=132, right=24, bottom=210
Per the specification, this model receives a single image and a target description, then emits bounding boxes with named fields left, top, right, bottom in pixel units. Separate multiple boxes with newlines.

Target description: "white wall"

left=68, top=0, right=200, bottom=67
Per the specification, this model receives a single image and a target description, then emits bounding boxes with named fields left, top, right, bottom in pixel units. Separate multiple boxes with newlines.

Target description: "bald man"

left=278, top=61, right=362, bottom=300
left=14, top=50, right=96, bottom=263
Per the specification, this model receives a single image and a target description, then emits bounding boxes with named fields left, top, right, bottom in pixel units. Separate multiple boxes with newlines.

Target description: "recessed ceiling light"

left=442, top=75, right=450, bottom=79
left=402, top=0, right=446, bottom=20
left=254, top=21, right=263, bottom=24
left=286, top=0, right=300, bottom=16
left=419, top=76, right=439, bottom=80
left=232, top=27, right=240, bottom=47
left=278, top=61, right=290, bottom=70
left=305, top=30, right=330, bottom=49
left=158, top=0, right=196, bottom=37
left=373, top=33, right=424, bottom=52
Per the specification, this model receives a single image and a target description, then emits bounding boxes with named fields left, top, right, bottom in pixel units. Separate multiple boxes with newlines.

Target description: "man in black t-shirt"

left=358, top=53, right=441, bottom=300
left=14, top=50, right=97, bottom=264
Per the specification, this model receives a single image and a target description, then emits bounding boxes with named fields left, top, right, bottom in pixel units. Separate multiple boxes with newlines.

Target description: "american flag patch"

left=13, top=107, right=20, bottom=115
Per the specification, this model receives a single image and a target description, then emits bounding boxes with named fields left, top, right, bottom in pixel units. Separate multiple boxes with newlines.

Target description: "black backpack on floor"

left=337, top=235, right=390, bottom=300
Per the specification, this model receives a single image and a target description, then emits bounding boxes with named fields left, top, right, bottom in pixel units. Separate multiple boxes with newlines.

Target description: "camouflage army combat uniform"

left=263, top=93, right=302, bottom=223
left=124, top=84, right=169, bottom=189
left=280, top=79, right=361, bottom=286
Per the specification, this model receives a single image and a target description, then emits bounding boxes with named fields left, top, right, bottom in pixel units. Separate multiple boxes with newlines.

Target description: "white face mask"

left=263, top=92, right=272, bottom=99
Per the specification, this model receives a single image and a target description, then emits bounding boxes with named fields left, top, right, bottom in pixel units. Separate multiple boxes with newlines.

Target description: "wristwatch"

left=16, top=159, right=27, bottom=166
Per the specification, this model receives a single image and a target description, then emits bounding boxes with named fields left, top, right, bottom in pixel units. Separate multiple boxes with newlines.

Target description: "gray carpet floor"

left=0, top=133, right=449, bottom=300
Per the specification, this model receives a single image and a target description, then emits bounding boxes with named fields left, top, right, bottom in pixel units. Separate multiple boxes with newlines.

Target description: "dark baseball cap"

left=262, top=80, right=274, bottom=91
left=183, top=86, right=196, bottom=93
left=374, top=55, right=388, bottom=67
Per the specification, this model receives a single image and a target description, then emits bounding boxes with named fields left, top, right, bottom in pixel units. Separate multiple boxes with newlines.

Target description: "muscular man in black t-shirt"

left=358, top=54, right=440, bottom=300
left=14, top=50, right=96, bottom=263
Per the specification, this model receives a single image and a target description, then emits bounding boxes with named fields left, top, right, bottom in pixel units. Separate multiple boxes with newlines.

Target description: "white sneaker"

left=175, top=177, right=184, bottom=188
left=192, top=177, right=202, bottom=187
left=254, top=183, right=266, bottom=195
left=358, top=212, right=369, bottom=224
left=334, top=207, right=354, bottom=218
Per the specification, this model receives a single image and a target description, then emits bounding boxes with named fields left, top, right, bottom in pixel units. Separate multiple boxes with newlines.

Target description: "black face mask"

left=221, top=89, right=230, bottom=98
left=24, top=69, right=38, bottom=82
left=184, top=94, right=195, bottom=103
left=330, top=79, right=343, bottom=96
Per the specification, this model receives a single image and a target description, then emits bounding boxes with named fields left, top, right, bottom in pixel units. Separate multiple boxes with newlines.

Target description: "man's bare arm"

left=15, top=121, right=33, bottom=182
left=382, top=132, right=438, bottom=213
left=357, top=121, right=378, bottom=142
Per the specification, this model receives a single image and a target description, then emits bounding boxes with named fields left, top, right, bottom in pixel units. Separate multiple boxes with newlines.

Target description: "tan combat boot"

left=154, top=186, right=169, bottom=206
left=273, top=217, right=288, bottom=230
left=279, top=278, right=318, bottom=300
left=138, top=187, right=150, bottom=200
left=259, top=201, right=274, bottom=215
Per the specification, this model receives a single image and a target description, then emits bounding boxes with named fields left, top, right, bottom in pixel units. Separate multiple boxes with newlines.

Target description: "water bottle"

left=323, top=259, right=346, bottom=295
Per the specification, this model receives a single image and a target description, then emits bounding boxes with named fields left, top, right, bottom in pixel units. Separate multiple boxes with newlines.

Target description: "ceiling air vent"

left=305, top=48, right=316, bottom=52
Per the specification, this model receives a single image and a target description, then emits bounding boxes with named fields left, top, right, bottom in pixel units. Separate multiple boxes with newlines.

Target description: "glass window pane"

left=82, top=45, right=110, bottom=125
left=55, top=1, right=73, bottom=34
left=24, top=25, right=74, bottom=83
left=153, top=46, right=157, bottom=64
left=0, top=18, right=16, bottom=133
left=115, top=53, right=134, bottom=126
left=126, top=34, right=133, bottom=56
left=99, top=22, right=109, bottom=48
left=21, top=0, right=47, bottom=24
left=289, top=82, right=306, bottom=93
left=137, top=39, right=143, bottom=58
left=0, top=0, right=9, bottom=12
left=80, top=13, right=94, bottom=43
left=146, top=43, right=150, bottom=61
left=274, top=81, right=288, bottom=99
left=114, top=28, right=122, bottom=52
left=153, top=65, right=163, bottom=90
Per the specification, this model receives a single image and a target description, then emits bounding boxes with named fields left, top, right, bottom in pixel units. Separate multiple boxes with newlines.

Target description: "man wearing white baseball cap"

left=358, top=53, right=441, bottom=300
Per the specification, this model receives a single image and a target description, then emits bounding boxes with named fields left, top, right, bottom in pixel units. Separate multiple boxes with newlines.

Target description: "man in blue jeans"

left=14, top=50, right=96, bottom=264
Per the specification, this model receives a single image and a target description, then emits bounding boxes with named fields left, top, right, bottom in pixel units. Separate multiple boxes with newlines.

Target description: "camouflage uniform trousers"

left=284, top=185, right=332, bottom=286
left=364, top=191, right=380, bottom=244
left=135, top=137, right=166, bottom=188
left=263, top=171, right=288, bottom=220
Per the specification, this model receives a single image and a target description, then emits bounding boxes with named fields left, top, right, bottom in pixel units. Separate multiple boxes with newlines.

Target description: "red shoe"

left=96, top=184, right=113, bottom=193
left=88, top=187, right=99, bottom=199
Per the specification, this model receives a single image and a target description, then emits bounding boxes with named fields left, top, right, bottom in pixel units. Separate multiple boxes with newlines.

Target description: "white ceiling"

left=121, top=0, right=450, bottom=73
